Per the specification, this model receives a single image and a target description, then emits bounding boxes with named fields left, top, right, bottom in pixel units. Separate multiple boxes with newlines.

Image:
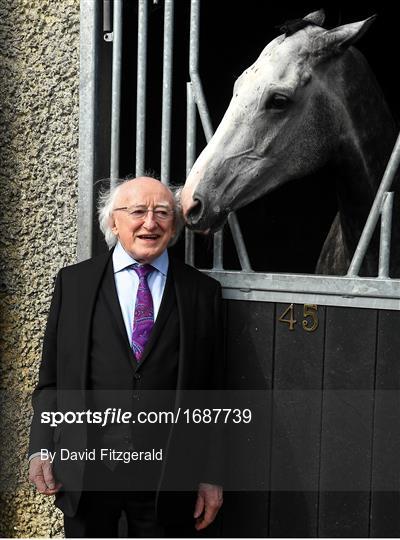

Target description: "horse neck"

left=326, top=48, right=398, bottom=250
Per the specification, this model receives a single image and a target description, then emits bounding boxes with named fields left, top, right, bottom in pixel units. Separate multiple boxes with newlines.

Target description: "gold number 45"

left=278, top=304, right=319, bottom=332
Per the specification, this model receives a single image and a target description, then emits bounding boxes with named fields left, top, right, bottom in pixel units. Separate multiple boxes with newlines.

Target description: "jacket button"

left=134, top=373, right=141, bottom=380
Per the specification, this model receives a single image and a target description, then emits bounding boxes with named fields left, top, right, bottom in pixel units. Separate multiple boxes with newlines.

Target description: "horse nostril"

left=187, top=195, right=204, bottom=225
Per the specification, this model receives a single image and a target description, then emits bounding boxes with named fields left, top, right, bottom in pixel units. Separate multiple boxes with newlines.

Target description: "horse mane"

left=278, top=18, right=322, bottom=37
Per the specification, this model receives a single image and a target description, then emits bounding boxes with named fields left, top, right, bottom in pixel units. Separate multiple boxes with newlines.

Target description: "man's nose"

left=143, top=210, right=158, bottom=229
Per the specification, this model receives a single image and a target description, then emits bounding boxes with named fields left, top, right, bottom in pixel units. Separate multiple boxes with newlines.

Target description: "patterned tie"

left=131, top=264, right=154, bottom=361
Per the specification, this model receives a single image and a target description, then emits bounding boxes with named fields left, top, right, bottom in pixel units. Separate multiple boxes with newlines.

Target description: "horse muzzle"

left=184, top=193, right=228, bottom=231
left=183, top=192, right=208, bottom=229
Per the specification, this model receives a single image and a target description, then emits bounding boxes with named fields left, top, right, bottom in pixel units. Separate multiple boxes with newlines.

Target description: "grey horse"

left=181, top=10, right=399, bottom=275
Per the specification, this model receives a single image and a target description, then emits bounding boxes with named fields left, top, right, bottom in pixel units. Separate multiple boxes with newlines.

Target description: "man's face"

left=111, top=178, right=176, bottom=263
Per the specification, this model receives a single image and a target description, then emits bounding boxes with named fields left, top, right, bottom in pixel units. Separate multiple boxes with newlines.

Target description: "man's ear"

left=110, top=215, right=118, bottom=236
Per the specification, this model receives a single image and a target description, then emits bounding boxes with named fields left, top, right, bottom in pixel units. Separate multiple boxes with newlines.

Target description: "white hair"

left=97, top=178, right=184, bottom=249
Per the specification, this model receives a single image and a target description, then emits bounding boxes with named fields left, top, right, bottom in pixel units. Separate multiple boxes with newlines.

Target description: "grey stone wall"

left=0, top=0, right=79, bottom=536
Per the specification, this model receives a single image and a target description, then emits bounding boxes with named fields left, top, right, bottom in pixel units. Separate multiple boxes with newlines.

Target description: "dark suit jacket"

left=29, top=249, right=224, bottom=516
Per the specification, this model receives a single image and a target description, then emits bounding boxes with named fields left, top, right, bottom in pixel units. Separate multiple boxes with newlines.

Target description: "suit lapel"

left=169, top=257, right=197, bottom=389
left=77, top=250, right=113, bottom=392
left=101, top=259, right=135, bottom=361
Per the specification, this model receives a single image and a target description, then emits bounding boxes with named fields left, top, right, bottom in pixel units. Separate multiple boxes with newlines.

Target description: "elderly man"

left=29, top=177, right=224, bottom=537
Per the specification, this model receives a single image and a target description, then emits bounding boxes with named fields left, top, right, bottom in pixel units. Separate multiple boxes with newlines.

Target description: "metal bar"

left=212, top=270, right=400, bottom=307
left=77, top=0, right=97, bottom=262
left=136, top=0, right=148, bottom=177
left=378, top=191, right=394, bottom=278
left=185, top=82, right=196, bottom=266
left=103, top=0, right=112, bottom=33
left=109, top=0, right=123, bottom=187
left=203, top=269, right=400, bottom=301
left=213, top=233, right=224, bottom=270
left=160, top=0, right=174, bottom=185
left=227, top=213, right=252, bottom=271
left=186, top=83, right=197, bottom=177
left=213, top=232, right=224, bottom=270
left=189, top=0, right=213, bottom=142
left=347, top=132, right=400, bottom=276
left=221, top=287, right=400, bottom=312
left=208, top=268, right=400, bottom=310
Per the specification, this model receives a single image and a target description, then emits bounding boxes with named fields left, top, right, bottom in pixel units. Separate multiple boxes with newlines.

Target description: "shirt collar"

left=112, top=241, right=169, bottom=276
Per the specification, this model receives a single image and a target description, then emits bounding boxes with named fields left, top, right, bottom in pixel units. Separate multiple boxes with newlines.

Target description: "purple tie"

left=131, top=264, right=154, bottom=361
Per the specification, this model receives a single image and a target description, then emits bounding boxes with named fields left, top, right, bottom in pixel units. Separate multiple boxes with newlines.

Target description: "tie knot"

left=132, top=264, right=154, bottom=280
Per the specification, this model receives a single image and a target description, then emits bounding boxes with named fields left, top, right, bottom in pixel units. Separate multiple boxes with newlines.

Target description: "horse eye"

left=266, top=93, right=291, bottom=110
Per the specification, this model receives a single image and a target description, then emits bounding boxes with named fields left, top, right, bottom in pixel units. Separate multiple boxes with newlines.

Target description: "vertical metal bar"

left=189, top=0, right=213, bottom=142
left=227, top=213, right=252, bottom=271
left=185, top=82, right=196, bottom=266
left=103, top=0, right=112, bottom=33
left=136, top=0, right=148, bottom=177
left=213, top=233, right=224, bottom=270
left=186, top=84, right=197, bottom=178
left=77, top=0, right=97, bottom=262
left=160, top=0, right=174, bottom=185
left=347, top=132, right=400, bottom=276
left=109, top=0, right=123, bottom=187
left=378, top=192, right=394, bottom=278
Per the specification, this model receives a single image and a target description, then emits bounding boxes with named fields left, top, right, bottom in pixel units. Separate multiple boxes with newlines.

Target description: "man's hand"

left=193, top=482, right=223, bottom=531
left=29, top=456, right=62, bottom=495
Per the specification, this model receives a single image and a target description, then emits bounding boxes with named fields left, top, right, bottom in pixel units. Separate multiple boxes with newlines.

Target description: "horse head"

left=181, top=10, right=376, bottom=232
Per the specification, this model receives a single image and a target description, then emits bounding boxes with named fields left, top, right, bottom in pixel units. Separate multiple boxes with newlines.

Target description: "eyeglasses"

left=113, top=206, right=175, bottom=221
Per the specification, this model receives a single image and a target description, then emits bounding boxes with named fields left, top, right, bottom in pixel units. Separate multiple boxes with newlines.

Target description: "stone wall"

left=0, top=0, right=79, bottom=536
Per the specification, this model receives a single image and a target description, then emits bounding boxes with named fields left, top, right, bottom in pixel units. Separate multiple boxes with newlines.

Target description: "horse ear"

left=303, top=9, right=325, bottom=26
left=316, top=15, right=377, bottom=56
